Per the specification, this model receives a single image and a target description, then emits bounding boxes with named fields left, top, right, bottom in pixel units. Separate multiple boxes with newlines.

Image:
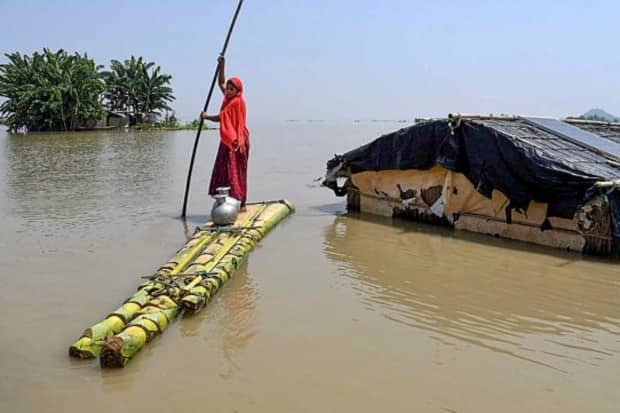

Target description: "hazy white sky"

left=2, top=0, right=619, bottom=122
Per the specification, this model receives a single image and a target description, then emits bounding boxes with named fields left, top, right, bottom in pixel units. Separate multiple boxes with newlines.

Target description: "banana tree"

left=101, top=56, right=174, bottom=125
left=0, top=48, right=105, bottom=132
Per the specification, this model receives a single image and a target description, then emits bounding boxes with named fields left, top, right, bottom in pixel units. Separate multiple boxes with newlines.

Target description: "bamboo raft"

left=69, top=200, right=294, bottom=368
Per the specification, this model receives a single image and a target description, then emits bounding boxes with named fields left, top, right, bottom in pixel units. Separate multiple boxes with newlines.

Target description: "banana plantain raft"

left=69, top=200, right=294, bottom=368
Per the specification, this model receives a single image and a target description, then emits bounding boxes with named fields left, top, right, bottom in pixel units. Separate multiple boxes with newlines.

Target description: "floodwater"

left=0, top=123, right=619, bottom=412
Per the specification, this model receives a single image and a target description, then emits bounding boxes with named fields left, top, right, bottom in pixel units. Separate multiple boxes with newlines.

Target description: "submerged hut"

left=323, top=115, right=620, bottom=257
left=91, top=111, right=129, bottom=129
left=105, top=111, right=129, bottom=128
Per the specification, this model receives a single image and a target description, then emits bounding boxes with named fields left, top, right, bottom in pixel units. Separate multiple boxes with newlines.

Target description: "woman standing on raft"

left=200, top=55, right=250, bottom=210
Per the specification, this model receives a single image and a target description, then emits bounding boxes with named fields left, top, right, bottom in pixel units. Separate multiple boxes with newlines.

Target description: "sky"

left=2, top=0, right=620, bottom=122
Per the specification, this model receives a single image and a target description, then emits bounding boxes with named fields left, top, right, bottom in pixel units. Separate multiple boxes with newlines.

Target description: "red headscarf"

left=219, top=77, right=249, bottom=152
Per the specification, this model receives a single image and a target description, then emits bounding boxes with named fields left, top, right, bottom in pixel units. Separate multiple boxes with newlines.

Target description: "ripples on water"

left=3, top=131, right=175, bottom=231
left=322, top=214, right=620, bottom=373
left=1, top=124, right=619, bottom=412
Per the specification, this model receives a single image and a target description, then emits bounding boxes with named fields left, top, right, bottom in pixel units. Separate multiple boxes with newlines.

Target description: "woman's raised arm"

left=217, top=55, right=226, bottom=94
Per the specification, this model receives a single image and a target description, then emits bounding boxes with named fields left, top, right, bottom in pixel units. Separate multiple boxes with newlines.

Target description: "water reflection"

left=179, top=261, right=257, bottom=368
left=3, top=130, right=175, bottom=232
left=322, top=214, right=620, bottom=371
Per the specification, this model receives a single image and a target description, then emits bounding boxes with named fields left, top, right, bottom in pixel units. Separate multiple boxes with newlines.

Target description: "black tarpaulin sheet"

left=326, top=120, right=619, bottom=222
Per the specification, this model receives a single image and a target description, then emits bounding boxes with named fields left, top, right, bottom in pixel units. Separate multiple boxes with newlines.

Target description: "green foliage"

left=0, top=50, right=176, bottom=132
left=101, top=56, right=175, bottom=124
left=161, top=111, right=179, bottom=128
left=0, top=49, right=105, bottom=132
left=182, top=117, right=212, bottom=130
left=190, top=118, right=201, bottom=128
left=134, top=116, right=211, bottom=131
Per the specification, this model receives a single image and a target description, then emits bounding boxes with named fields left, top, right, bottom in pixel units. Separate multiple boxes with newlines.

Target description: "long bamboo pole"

left=181, top=0, right=245, bottom=218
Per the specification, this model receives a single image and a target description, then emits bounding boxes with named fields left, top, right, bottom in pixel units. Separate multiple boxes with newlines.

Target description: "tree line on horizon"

left=0, top=48, right=175, bottom=132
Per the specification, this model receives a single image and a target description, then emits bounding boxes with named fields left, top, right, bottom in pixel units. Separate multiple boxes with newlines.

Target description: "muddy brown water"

left=0, top=123, right=619, bottom=412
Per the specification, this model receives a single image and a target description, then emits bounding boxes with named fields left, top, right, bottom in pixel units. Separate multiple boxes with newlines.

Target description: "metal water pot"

left=215, top=187, right=242, bottom=211
left=211, top=187, right=241, bottom=225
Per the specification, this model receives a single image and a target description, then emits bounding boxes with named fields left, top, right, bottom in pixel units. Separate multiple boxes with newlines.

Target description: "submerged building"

left=323, top=115, right=620, bottom=257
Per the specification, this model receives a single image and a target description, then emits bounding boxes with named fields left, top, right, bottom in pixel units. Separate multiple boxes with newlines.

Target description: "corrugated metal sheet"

left=474, top=118, right=620, bottom=180
left=567, top=120, right=620, bottom=145
left=523, top=117, right=620, bottom=161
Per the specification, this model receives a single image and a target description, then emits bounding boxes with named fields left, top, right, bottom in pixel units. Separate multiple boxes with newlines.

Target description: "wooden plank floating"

left=69, top=200, right=294, bottom=367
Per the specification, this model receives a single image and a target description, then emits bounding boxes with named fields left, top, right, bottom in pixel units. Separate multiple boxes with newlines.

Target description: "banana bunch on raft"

left=69, top=201, right=293, bottom=368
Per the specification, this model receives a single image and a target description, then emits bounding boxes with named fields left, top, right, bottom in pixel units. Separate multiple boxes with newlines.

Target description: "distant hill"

left=579, top=108, right=619, bottom=122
